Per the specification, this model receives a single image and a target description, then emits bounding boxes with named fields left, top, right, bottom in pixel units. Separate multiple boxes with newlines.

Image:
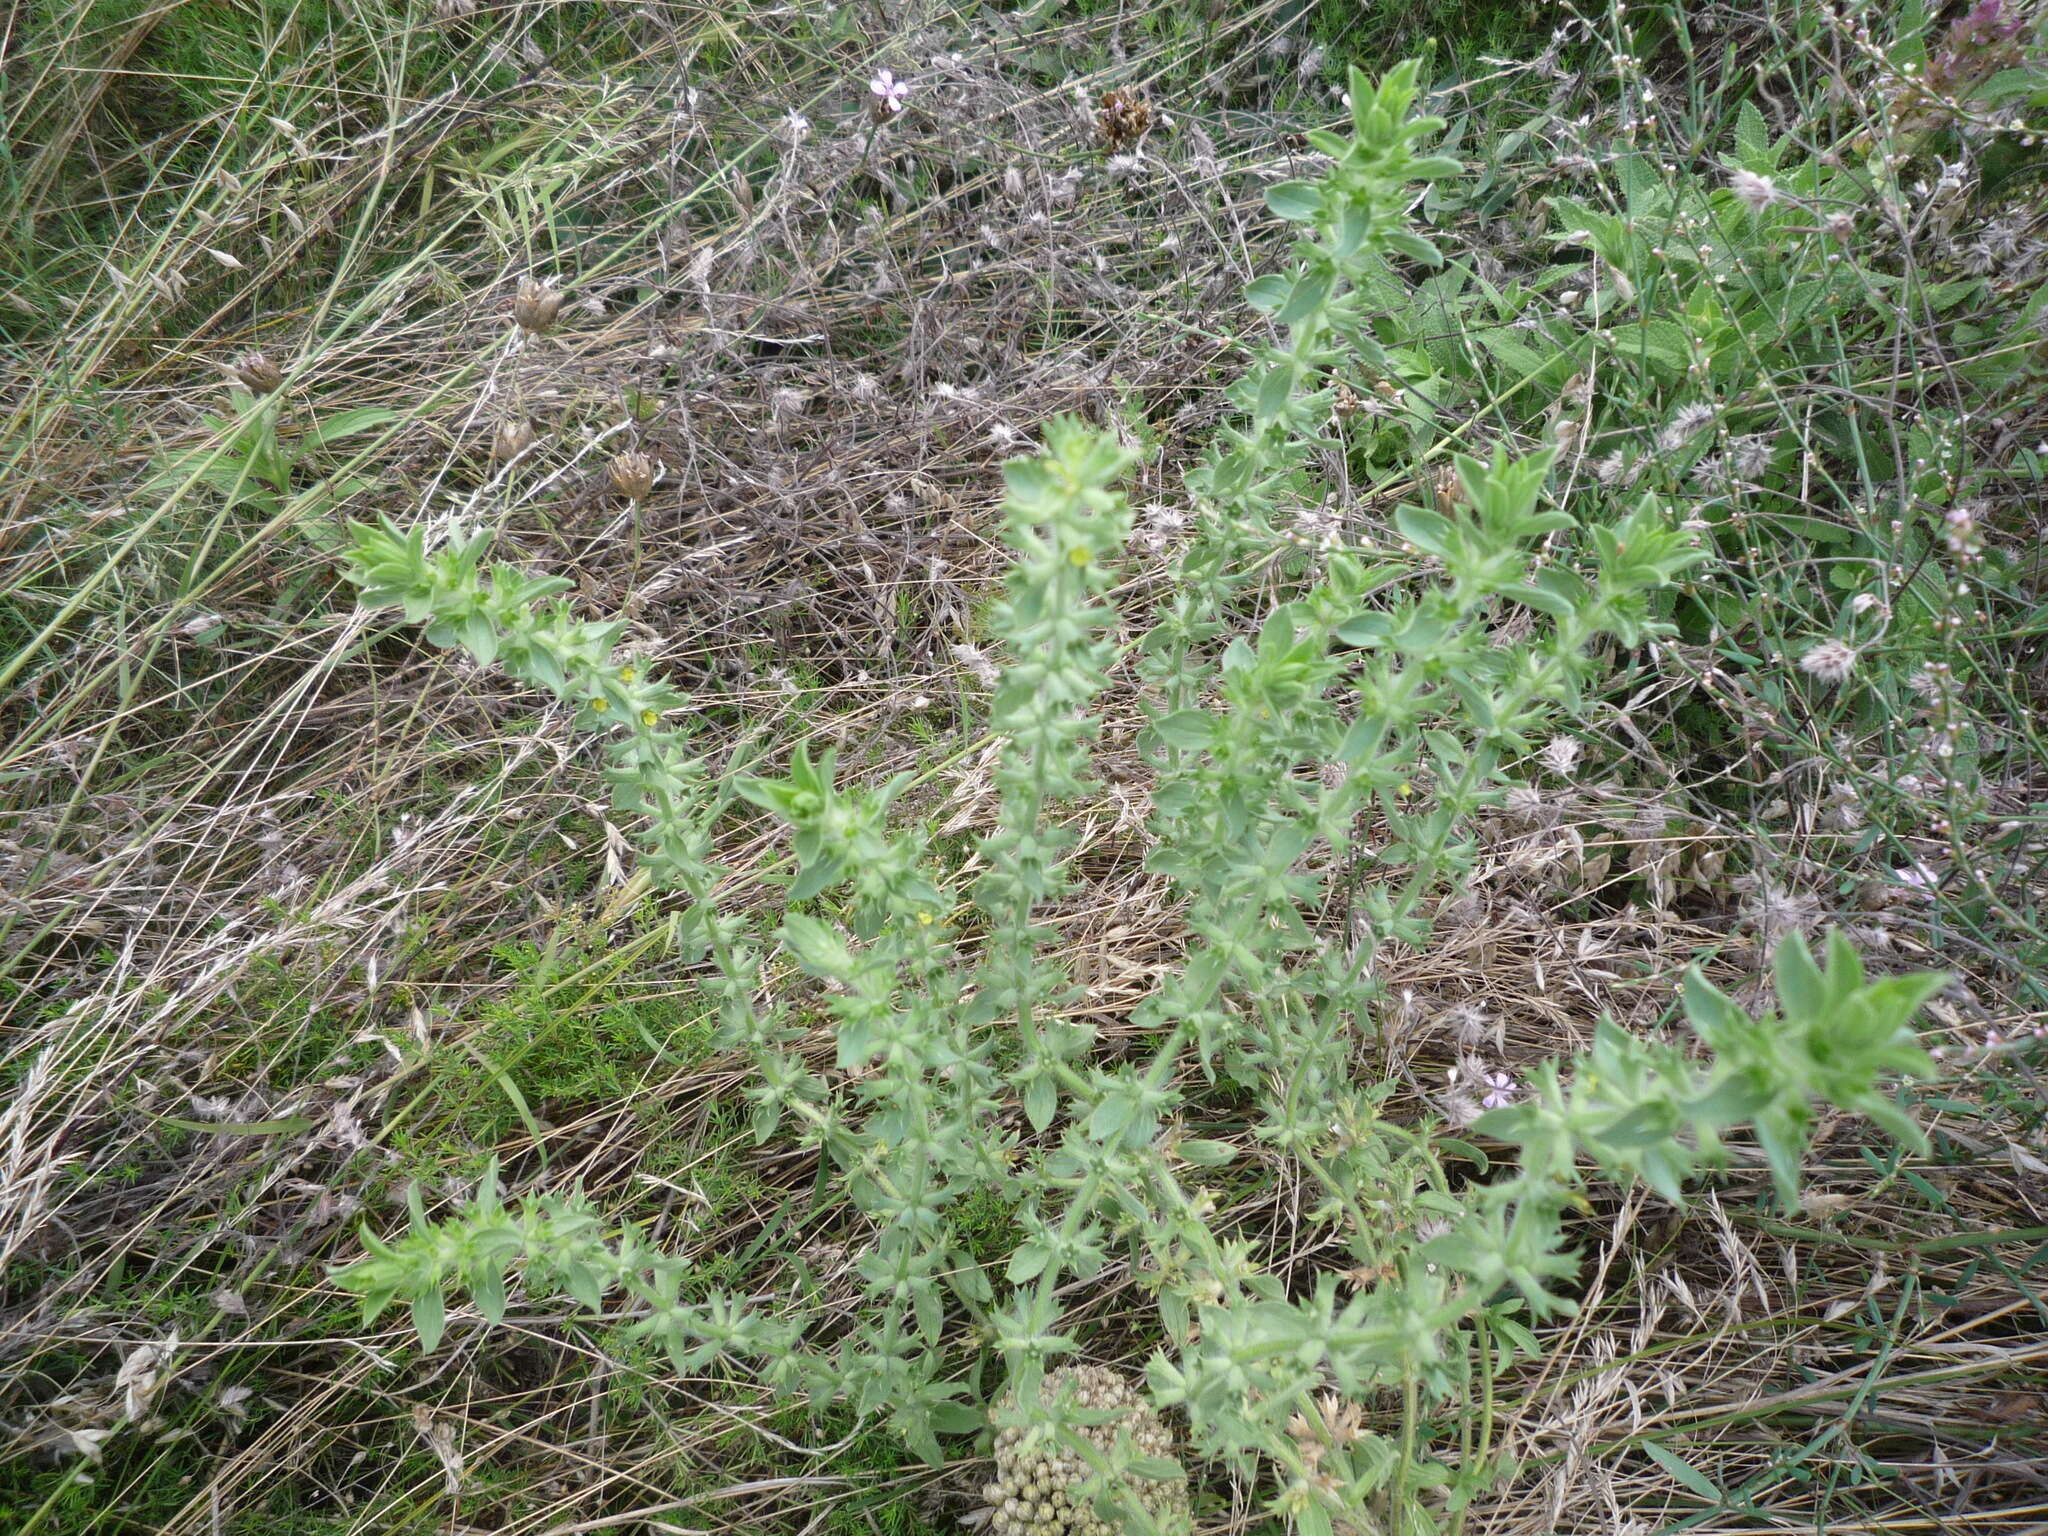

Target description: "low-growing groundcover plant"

left=331, top=62, right=1952, bottom=1535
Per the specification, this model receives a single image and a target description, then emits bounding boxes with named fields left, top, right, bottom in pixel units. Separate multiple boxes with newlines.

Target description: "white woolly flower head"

left=1798, top=638, right=1858, bottom=686
left=1729, top=168, right=1781, bottom=210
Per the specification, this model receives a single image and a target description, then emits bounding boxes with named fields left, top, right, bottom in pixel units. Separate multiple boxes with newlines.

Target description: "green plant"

left=140, top=370, right=395, bottom=526
left=329, top=59, right=1949, bottom=1536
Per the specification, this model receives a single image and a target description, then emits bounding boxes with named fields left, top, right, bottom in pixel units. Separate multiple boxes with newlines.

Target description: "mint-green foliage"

left=332, top=61, right=1947, bottom=1535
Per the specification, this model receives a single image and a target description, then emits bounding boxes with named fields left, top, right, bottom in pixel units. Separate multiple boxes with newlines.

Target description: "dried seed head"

left=512, top=278, right=566, bottom=335
left=231, top=352, right=284, bottom=394
left=608, top=450, right=657, bottom=501
left=769, top=387, right=809, bottom=429
left=432, top=0, right=477, bottom=19
left=492, top=417, right=537, bottom=461
left=1432, top=461, right=1462, bottom=513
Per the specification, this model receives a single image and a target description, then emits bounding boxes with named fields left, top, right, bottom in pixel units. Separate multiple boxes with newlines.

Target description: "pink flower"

left=1894, top=862, right=1942, bottom=896
left=870, top=70, right=909, bottom=115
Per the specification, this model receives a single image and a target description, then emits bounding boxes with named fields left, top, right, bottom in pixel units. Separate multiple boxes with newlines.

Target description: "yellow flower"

left=916, top=911, right=934, bottom=926
left=640, top=709, right=658, bottom=727
left=1067, top=546, right=1091, bottom=567
left=589, top=697, right=609, bottom=712
left=620, top=666, right=637, bottom=684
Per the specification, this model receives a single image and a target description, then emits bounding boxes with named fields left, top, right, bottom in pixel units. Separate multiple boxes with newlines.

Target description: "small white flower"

left=1729, top=168, right=1780, bottom=210
left=1798, top=638, right=1858, bottom=687
left=1480, top=1071, right=1519, bottom=1110
left=869, top=69, right=909, bottom=114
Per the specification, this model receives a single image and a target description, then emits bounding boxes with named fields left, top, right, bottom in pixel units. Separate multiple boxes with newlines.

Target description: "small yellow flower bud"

left=640, top=709, right=658, bottom=726
left=1067, top=546, right=1090, bottom=567
left=589, top=696, right=609, bottom=712
left=619, top=667, right=636, bottom=684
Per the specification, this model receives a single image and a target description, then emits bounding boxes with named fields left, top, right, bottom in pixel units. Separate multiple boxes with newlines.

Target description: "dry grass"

left=4, top=0, right=2048, bottom=1533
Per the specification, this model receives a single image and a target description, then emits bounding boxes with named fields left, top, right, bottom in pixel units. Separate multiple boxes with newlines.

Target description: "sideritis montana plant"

left=332, top=61, right=1945, bottom=1535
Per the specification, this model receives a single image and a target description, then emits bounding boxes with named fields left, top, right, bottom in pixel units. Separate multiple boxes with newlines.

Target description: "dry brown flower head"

left=1097, top=89, right=1153, bottom=153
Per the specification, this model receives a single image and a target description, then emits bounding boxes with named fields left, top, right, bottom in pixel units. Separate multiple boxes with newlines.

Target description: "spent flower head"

left=608, top=451, right=657, bottom=502
left=230, top=351, right=284, bottom=395
left=492, top=418, right=538, bottom=461
left=512, top=278, right=565, bottom=336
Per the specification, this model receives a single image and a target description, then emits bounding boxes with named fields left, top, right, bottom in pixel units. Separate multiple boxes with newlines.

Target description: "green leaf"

left=304, top=407, right=402, bottom=447
left=1151, top=710, right=1215, bottom=750
left=1734, top=101, right=1772, bottom=171
left=472, top=1263, right=507, bottom=1325
left=1266, top=181, right=1324, bottom=221
left=411, top=1289, right=447, bottom=1353
left=157, top=1113, right=317, bottom=1136
left=1598, top=1101, right=1677, bottom=1150
left=1383, top=229, right=1444, bottom=266
left=1245, top=274, right=1290, bottom=313
left=1007, top=1243, right=1052, bottom=1283
left=1642, top=1439, right=1724, bottom=1504
left=1394, top=505, right=1453, bottom=556
left=781, top=912, right=854, bottom=978
left=1772, top=932, right=1829, bottom=1020
left=788, top=853, right=845, bottom=902
left=927, top=1402, right=982, bottom=1435
left=1278, top=268, right=1335, bottom=326
left=1024, top=1073, right=1058, bottom=1133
